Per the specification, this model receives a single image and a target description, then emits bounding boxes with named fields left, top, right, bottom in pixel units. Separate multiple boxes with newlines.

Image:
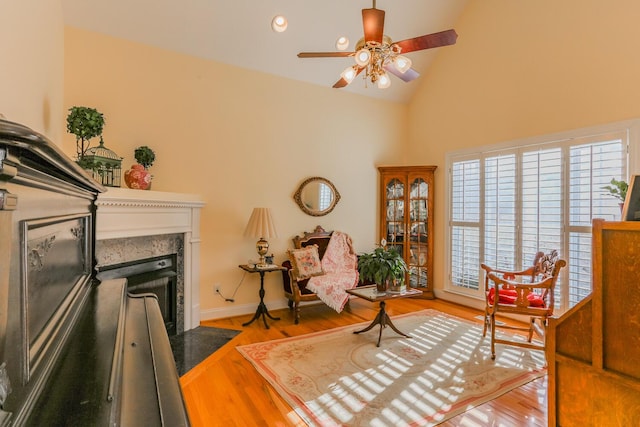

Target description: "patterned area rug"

left=237, top=309, right=545, bottom=426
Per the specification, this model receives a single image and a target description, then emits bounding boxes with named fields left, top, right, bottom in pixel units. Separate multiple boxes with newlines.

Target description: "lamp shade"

left=243, top=208, right=278, bottom=239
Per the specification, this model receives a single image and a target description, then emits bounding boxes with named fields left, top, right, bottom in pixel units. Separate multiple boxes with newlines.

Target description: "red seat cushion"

left=488, top=288, right=545, bottom=307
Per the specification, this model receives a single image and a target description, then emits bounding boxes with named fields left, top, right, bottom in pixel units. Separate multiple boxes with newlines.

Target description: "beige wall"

left=0, top=0, right=64, bottom=140
left=63, top=27, right=408, bottom=318
left=408, top=0, right=640, bottom=307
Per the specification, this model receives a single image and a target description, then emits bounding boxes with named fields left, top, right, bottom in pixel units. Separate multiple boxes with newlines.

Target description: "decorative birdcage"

left=81, top=139, right=123, bottom=187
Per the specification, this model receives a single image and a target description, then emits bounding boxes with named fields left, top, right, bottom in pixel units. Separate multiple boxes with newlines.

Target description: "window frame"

left=444, top=120, right=639, bottom=314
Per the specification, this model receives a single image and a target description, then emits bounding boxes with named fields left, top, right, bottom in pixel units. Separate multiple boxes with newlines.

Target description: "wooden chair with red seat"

left=481, top=249, right=566, bottom=360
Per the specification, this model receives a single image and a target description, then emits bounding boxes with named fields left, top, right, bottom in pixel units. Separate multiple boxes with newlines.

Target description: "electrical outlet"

left=215, top=284, right=221, bottom=293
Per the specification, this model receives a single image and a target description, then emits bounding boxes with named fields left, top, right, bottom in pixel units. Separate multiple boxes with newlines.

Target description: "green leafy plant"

left=66, top=106, right=105, bottom=162
left=602, top=178, right=628, bottom=202
left=134, top=146, right=155, bottom=169
left=358, top=246, right=408, bottom=286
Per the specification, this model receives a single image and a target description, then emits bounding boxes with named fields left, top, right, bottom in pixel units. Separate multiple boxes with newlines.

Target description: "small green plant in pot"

left=358, top=246, right=408, bottom=294
left=124, top=146, right=156, bottom=190
left=66, top=106, right=105, bottom=169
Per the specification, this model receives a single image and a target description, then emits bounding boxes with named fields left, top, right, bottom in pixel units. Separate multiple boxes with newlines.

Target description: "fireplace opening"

left=97, top=254, right=178, bottom=335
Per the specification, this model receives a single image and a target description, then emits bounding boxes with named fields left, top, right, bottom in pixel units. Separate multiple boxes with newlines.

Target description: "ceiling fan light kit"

left=298, top=1, right=458, bottom=89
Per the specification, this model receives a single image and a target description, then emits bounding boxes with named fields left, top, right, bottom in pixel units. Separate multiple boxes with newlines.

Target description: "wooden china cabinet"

left=378, top=166, right=436, bottom=299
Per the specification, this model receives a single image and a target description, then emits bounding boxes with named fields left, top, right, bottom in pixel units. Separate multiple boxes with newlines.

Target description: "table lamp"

left=243, top=207, right=278, bottom=267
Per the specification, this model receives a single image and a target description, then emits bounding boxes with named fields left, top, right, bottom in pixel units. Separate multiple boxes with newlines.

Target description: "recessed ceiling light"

left=336, top=36, right=349, bottom=51
left=271, top=15, right=288, bottom=33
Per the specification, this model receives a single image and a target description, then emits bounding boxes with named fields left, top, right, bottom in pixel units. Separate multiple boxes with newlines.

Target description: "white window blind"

left=450, top=159, right=480, bottom=290
left=447, top=127, right=628, bottom=313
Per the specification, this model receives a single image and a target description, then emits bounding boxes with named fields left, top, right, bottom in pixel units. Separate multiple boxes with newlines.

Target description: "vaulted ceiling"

left=62, top=0, right=469, bottom=103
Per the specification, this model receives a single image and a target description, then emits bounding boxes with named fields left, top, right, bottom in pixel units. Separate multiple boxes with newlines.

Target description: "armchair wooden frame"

left=481, top=250, right=566, bottom=360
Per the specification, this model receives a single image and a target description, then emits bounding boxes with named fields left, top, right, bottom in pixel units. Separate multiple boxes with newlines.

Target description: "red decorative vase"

left=124, top=164, right=152, bottom=190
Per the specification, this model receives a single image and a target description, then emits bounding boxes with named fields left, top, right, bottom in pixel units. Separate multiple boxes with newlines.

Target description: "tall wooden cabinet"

left=547, top=219, right=640, bottom=426
left=378, top=166, right=436, bottom=298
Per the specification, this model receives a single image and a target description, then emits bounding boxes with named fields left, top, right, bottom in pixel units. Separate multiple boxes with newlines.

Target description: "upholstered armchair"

left=281, top=226, right=364, bottom=324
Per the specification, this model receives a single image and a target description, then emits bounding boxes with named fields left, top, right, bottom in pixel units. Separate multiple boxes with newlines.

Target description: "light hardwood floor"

left=180, top=297, right=546, bottom=426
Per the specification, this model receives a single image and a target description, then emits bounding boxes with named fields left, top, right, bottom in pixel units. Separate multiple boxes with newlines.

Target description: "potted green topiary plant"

left=134, top=145, right=155, bottom=169
left=358, top=245, right=408, bottom=294
left=124, top=146, right=156, bottom=190
left=66, top=106, right=105, bottom=169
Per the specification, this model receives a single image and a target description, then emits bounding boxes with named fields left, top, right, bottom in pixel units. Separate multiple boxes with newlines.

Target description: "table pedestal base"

left=241, top=269, right=281, bottom=329
left=353, top=301, right=410, bottom=346
left=242, top=301, right=280, bottom=329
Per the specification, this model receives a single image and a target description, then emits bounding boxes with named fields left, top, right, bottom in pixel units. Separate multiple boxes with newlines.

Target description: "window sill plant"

left=602, top=177, right=628, bottom=214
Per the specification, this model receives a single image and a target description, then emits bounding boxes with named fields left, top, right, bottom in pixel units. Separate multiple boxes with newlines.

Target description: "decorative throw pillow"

left=288, top=245, right=324, bottom=281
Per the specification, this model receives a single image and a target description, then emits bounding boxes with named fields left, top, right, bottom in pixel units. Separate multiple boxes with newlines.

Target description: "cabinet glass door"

left=408, top=178, right=429, bottom=287
left=384, top=178, right=405, bottom=255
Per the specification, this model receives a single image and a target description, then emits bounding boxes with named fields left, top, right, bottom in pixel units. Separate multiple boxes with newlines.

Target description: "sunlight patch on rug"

left=237, top=309, right=545, bottom=426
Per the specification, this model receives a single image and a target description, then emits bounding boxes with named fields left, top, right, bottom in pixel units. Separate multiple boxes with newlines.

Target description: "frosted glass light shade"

left=355, top=48, right=371, bottom=66
left=377, top=72, right=391, bottom=89
left=271, top=15, right=288, bottom=32
left=336, top=36, right=349, bottom=51
left=394, top=55, right=412, bottom=73
left=341, top=66, right=357, bottom=84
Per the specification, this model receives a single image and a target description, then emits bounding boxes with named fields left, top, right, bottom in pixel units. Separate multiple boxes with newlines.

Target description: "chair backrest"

left=292, top=225, right=332, bottom=259
left=533, top=249, right=564, bottom=309
left=533, top=249, right=561, bottom=281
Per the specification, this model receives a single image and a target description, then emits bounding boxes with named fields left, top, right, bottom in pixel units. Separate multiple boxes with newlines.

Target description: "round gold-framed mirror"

left=293, top=177, right=341, bottom=216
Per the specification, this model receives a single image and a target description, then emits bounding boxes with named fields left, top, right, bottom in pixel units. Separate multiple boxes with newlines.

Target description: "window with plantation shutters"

left=446, top=123, right=631, bottom=314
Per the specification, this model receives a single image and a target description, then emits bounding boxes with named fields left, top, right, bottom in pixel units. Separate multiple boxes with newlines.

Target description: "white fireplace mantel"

left=95, top=187, right=205, bottom=331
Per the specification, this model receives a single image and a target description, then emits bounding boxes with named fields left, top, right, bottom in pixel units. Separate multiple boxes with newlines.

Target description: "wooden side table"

left=346, top=285, right=423, bottom=346
left=239, top=264, right=286, bottom=329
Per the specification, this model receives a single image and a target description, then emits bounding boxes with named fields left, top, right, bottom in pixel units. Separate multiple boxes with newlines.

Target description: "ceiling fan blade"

left=333, top=67, right=364, bottom=88
left=298, top=52, right=354, bottom=58
left=362, top=8, right=385, bottom=43
left=383, top=64, right=420, bottom=83
left=393, top=29, right=458, bottom=54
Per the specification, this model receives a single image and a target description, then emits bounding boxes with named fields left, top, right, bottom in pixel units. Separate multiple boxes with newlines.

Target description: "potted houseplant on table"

left=358, top=245, right=408, bottom=294
left=66, top=106, right=105, bottom=169
left=124, top=145, right=155, bottom=190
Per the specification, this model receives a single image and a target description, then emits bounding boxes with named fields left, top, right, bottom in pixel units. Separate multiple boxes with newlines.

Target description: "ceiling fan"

left=297, top=0, right=458, bottom=89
